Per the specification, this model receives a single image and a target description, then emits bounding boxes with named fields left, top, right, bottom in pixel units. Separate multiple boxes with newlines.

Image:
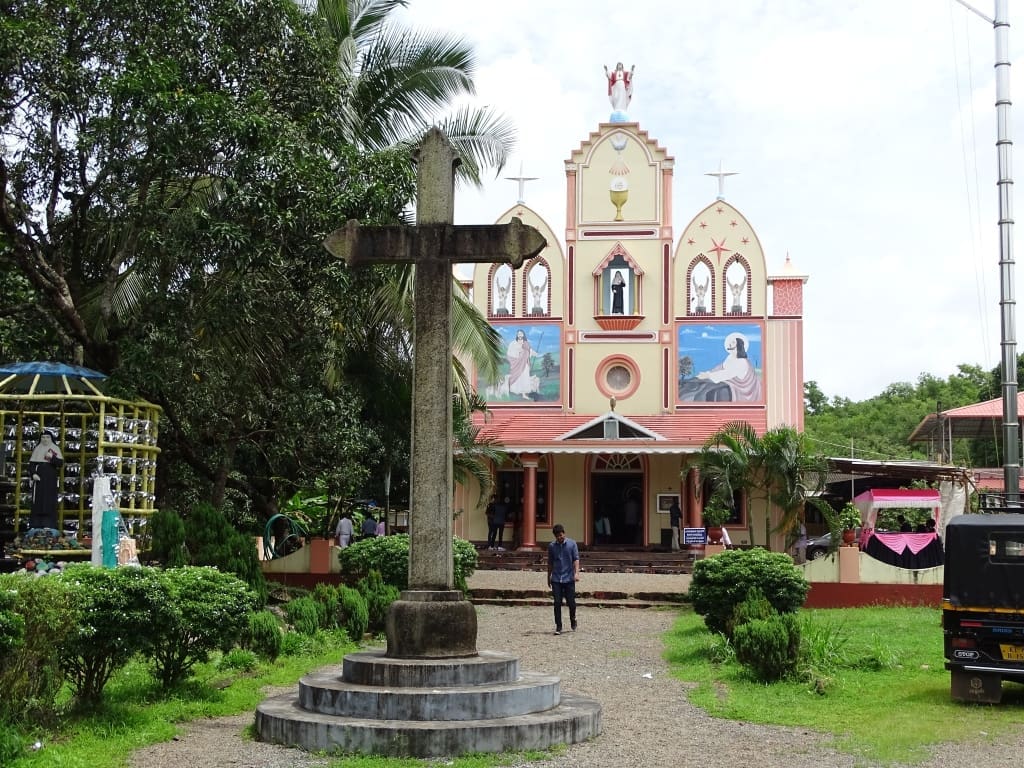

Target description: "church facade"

left=453, top=82, right=807, bottom=552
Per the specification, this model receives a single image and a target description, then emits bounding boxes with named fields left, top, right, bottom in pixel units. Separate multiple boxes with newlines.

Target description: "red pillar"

left=519, top=454, right=540, bottom=550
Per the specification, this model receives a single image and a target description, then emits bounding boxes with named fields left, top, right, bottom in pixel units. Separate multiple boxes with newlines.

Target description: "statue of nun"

left=29, top=431, right=63, bottom=530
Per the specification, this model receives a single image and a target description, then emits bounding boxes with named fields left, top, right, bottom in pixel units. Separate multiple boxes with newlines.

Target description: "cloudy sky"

left=397, top=0, right=1023, bottom=403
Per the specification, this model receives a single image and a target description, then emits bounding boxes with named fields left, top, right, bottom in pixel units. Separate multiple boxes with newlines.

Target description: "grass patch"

left=665, top=605, right=1024, bottom=765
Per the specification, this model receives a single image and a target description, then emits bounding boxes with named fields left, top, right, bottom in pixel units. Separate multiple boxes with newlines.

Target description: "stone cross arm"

left=323, top=217, right=547, bottom=268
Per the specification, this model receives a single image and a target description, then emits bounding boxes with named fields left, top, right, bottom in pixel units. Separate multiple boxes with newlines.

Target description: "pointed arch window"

left=524, top=259, right=551, bottom=316
left=687, top=256, right=714, bottom=316
left=723, top=256, right=751, bottom=315
left=489, top=263, right=515, bottom=318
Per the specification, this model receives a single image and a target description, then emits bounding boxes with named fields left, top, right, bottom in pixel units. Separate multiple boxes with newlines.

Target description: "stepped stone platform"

left=256, top=649, right=602, bottom=758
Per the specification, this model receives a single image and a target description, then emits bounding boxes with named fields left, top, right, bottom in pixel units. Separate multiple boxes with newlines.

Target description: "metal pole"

left=993, top=0, right=1019, bottom=504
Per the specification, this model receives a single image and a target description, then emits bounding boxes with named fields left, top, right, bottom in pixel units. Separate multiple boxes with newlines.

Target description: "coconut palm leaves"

left=697, top=421, right=834, bottom=548
left=313, top=0, right=516, bottom=186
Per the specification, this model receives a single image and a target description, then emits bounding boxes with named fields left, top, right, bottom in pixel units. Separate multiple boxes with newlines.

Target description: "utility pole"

left=955, top=0, right=1018, bottom=504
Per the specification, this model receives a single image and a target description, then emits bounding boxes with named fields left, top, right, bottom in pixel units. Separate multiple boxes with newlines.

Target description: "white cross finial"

left=704, top=159, right=738, bottom=201
left=505, top=161, right=539, bottom=204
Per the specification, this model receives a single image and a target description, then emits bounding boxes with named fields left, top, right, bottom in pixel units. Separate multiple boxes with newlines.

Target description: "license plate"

left=1000, top=644, right=1024, bottom=661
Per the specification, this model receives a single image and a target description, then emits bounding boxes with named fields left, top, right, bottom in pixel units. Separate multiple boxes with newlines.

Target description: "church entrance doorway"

left=591, top=471, right=644, bottom=548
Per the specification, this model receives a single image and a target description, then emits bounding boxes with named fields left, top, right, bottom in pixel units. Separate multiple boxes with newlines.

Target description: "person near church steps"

left=547, top=524, right=580, bottom=635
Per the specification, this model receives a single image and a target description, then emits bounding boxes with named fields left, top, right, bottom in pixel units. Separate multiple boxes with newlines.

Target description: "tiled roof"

left=473, top=407, right=767, bottom=453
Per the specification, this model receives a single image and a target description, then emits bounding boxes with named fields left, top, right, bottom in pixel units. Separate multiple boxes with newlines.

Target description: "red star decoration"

left=708, top=237, right=731, bottom=260
left=687, top=238, right=695, bottom=245
left=741, top=237, right=749, bottom=244
left=730, top=220, right=738, bottom=227
left=716, top=206, right=724, bottom=214
left=699, top=221, right=707, bottom=229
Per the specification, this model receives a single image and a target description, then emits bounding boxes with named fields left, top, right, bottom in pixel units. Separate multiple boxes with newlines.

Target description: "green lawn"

left=665, top=605, right=1024, bottom=765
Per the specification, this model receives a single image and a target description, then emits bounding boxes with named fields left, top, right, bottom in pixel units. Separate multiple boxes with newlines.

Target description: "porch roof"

left=472, top=410, right=711, bottom=454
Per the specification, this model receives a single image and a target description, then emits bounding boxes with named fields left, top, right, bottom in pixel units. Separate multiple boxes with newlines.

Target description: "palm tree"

left=696, top=421, right=834, bottom=550
left=312, top=0, right=516, bottom=187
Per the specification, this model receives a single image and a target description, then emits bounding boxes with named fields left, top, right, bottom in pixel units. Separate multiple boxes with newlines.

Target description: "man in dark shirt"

left=361, top=513, right=378, bottom=538
left=547, top=524, right=580, bottom=635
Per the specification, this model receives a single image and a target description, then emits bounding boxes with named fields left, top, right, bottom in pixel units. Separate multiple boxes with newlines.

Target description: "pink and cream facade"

left=455, top=115, right=808, bottom=552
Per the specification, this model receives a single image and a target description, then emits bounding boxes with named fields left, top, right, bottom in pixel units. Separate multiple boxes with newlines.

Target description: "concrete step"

left=257, top=688, right=602, bottom=758
left=299, top=668, right=561, bottom=720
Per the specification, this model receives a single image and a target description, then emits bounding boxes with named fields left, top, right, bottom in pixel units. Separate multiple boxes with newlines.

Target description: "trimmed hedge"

left=337, top=534, right=478, bottom=592
left=689, top=548, right=809, bottom=635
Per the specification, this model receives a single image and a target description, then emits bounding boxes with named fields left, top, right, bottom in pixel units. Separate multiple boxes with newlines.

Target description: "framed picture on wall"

left=656, top=493, right=679, bottom=514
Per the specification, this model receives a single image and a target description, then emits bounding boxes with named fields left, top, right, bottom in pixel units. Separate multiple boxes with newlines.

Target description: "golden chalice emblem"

left=609, top=177, right=629, bottom=222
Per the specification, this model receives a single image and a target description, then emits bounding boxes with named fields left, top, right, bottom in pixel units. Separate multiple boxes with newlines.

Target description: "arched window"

left=687, top=257, right=714, bottom=316
left=489, top=263, right=514, bottom=318
left=524, top=259, right=550, bottom=316
left=723, top=256, right=751, bottom=315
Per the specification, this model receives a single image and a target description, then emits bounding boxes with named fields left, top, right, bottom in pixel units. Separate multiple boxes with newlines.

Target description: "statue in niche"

left=727, top=275, right=746, bottom=313
left=29, top=431, right=63, bottom=530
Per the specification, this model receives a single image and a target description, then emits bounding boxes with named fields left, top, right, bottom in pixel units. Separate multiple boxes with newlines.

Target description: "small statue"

left=604, top=62, right=635, bottom=113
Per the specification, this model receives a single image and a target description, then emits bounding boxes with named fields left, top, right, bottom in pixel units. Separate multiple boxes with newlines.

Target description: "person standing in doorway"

left=547, top=524, right=580, bottom=635
left=669, top=498, right=682, bottom=551
left=491, top=496, right=509, bottom=550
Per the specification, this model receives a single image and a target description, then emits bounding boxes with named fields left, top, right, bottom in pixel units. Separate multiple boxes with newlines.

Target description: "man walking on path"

left=547, top=523, right=580, bottom=635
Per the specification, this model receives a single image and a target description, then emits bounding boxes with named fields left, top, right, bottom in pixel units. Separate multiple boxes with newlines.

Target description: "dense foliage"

left=0, top=575, right=73, bottom=724
left=57, top=565, right=174, bottom=704
left=689, top=548, right=809, bottom=635
left=148, top=567, right=256, bottom=689
left=1, top=0, right=418, bottom=525
left=804, top=363, right=1000, bottom=466
left=337, top=533, right=479, bottom=592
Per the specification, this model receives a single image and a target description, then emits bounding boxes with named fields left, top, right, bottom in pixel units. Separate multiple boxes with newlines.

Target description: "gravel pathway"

left=129, top=604, right=1024, bottom=768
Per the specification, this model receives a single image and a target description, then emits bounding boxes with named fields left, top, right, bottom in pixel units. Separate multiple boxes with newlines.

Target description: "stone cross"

left=324, top=128, right=545, bottom=657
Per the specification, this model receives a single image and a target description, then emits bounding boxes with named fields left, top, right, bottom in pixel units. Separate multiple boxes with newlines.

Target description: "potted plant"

left=702, top=495, right=732, bottom=544
left=837, top=502, right=861, bottom=545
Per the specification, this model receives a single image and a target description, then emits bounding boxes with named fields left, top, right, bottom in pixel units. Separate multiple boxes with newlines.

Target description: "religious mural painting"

left=676, top=322, right=763, bottom=403
left=479, top=324, right=561, bottom=403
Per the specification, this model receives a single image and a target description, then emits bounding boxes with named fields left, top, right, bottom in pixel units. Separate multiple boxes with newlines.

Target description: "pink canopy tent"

left=853, top=488, right=941, bottom=529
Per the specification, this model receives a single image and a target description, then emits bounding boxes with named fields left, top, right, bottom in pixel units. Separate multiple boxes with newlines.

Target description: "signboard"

left=683, top=527, right=707, bottom=545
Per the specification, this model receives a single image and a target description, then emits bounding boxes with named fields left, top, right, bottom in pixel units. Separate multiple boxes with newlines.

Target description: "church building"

left=453, top=69, right=808, bottom=552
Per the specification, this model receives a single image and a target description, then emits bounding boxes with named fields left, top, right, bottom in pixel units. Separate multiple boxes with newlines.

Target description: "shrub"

left=57, top=564, right=173, bottom=705
left=337, top=534, right=478, bottom=593
left=242, top=610, right=283, bottom=662
left=285, top=596, right=322, bottom=636
left=733, top=612, right=801, bottom=682
left=0, top=589, right=25, bottom=656
left=0, top=574, right=74, bottom=725
left=337, top=585, right=368, bottom=642
left=183, top=503, right=267, bottom=606
left=728, top=587, right=777, bottom=638
left=218, top=648, right=258, bottom=672
left=147, top=508, right=188, bottom=567
left=357, top=570, right=400, bottom=635
left=689, top=548, right=809, bottom=635
left=312, top=583, right=340, bottom=630
left=149, top=567, right=257, bottom=690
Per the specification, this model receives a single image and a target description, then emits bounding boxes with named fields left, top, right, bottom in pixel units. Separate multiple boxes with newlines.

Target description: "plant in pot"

left=702, top=495, right=732, bottom=544
left=837, top=502, right=862, bottom=545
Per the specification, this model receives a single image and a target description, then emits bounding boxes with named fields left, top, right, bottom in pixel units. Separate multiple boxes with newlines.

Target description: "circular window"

left=595, top=356, right=640, bottom=400
left=606, top=365, right=631, bottom=391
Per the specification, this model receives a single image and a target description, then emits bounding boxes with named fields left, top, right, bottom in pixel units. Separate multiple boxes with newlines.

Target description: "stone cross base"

left=386, top=590, right=478, bottom=658
left=255, top=649, right=602, bottom=757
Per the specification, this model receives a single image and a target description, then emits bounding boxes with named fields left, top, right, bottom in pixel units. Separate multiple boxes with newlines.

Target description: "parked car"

left=805, top=529, right=862, bottom=560
left=805, top=532, right=834, bottom=560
